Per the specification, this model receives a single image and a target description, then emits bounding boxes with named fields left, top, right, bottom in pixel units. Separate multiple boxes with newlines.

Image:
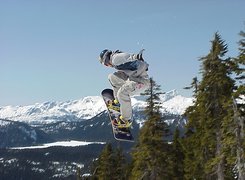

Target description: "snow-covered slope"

left=0, top=90, right=194, bottom=125
left=11, top=140, right=105, bottom=150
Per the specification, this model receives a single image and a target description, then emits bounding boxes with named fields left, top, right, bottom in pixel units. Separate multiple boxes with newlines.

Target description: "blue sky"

left=0, top=0, right=244, bottom=106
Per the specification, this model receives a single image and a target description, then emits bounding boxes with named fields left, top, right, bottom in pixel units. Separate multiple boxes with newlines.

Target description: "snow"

left=0, top=90, right=194, bottom=125
left=237, top=95, right=245, bottom=104
left=10, top=140, right=106, bottom=149
left=0, top=119, right=11, bottom=127
left=32, top=167, right=45, bottom=173
left=82, top=173, right=91, bottom=177
left=131, top=91, right=194, bottom=115
left=72, top=162, right=84, bottom=169
left=161, top=95, right=194, bottom=115
left=165, top=119, right=175, bottom=125
left=0, top=96, right=106, bottom=124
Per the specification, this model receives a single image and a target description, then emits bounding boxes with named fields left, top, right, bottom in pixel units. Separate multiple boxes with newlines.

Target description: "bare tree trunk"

left=237, top=117, right=245, bottom=180
left=216, top=130, right=225, bottom=180
left=233, top=97, right=245, bottom=180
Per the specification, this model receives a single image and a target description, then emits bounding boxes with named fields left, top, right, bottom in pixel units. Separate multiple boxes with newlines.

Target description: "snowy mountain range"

left=0, top=90, right=193, bottom=125
left=0, top=90, right=194, bottom=179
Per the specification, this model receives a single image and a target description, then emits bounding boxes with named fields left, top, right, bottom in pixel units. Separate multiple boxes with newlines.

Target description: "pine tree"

left=183, top=101, right=206, bottom=179
left=234, top=30, right=245, bottom=84
left=184, top=77, right=199, bottom=95
left=222, top=29, right=245, bottom=180
left=131, top=78, right=171, bottom=179
left=232, top=29, right=245, bottom=180
left=184, top=32, right=235, bottom=179
left=90, top=143, right=128, bottom=180
left=113, top=147, right=128, bottom=180
left=170, top=129, right=184, bottom=180
left=92, top=143, right=114, bottom=179
left=77, top=167, right=82, bottom=180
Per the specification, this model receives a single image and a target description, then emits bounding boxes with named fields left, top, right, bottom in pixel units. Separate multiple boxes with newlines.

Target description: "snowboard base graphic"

left=101, top=89, right=134, bottom=142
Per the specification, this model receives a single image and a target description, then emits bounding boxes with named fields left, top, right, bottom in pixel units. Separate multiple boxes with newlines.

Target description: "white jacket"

left=110, top=52, right=149, bottom=83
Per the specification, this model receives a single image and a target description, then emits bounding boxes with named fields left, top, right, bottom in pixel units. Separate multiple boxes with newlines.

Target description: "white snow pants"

left=108, top=71, right=150, bottom=121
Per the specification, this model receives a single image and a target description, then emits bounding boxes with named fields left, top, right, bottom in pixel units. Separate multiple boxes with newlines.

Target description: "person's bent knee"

left=108, top=73, right=114, bottom=81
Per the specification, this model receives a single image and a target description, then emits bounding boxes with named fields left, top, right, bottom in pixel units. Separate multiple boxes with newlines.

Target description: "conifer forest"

left=80, top=30, right=245, bottom=180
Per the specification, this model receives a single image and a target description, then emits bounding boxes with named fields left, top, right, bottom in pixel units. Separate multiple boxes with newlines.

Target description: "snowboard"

left=101, top=88, right=134, bottom=142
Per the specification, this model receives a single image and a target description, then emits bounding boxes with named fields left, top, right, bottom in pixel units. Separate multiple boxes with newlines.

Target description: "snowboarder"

left=99, top=49, right=150, bottom=128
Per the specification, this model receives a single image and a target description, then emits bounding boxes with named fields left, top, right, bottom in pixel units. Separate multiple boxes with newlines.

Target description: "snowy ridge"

left=131, top=89, right=193, bottom=115
left=0, top=90, right=194, bottom=125
left=0, top=96, right=105, bottom=124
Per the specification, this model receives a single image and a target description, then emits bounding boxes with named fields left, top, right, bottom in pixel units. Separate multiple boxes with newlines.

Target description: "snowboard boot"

left=114, top=115, right=132, bottom=128
left=107, top=99, right=120, bottom=112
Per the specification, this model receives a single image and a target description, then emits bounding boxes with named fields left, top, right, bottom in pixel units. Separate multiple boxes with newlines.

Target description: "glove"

left=136, top=53, right=144, bottom=61
left=136, top=83, right=144, bottom=89
left=132, top=49, right=145, bottom=61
